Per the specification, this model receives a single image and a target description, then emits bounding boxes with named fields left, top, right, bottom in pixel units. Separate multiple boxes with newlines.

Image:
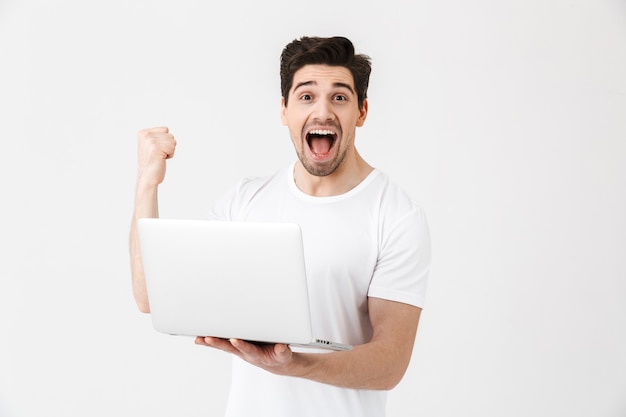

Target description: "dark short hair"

left=280, top=36, right=371, bottom=109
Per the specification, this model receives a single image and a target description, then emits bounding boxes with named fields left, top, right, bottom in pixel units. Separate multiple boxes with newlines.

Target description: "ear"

left=356, top=99, right=368, bottom=127
left=280, top=97, right=288, bottom=126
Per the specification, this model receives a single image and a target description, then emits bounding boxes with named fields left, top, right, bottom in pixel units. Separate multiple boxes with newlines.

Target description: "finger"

left=139, top=126, right=169, bottom=137
left=229, top=338, right=248, bottom=352
left=229, top=339, right=264, bottom=357
left=201, top=337, right=241, bottom=355
left=195, top=336, right=220, bottom=347
left=273, top=344, right=292, bottom=363
left=140, top=131, right=176, bottom=159
left=274, top=343, right=288, bottom=354
left=230, top=340, right=292, bottom=365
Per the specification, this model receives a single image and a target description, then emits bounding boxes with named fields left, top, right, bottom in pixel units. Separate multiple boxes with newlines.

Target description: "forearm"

left=291, top=338, right=412, bottom=390
left=129, top=183, right=159, bottom=313
left=289, top=299, right=419, bottom=390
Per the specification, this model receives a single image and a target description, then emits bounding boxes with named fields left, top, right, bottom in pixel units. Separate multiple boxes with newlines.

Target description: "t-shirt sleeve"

left=367, top=205, right=431, bottom=308
left=206, top=177, right=259, bottom=221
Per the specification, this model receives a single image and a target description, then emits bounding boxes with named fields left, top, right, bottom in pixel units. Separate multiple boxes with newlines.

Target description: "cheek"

left=289, top=126, right=304, bottom=147
left=286, top=116, right=306, bottom=136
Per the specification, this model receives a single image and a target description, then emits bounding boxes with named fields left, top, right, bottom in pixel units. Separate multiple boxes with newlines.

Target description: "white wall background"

left=1, top=0, right=625, bottom=416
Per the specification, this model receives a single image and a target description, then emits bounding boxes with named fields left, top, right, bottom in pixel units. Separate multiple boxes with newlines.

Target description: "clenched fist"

left=136, top=126, right=177, bottom=189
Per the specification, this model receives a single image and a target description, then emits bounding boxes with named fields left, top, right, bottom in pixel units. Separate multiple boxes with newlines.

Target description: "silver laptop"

left=137, top=218, right=352, bottom=351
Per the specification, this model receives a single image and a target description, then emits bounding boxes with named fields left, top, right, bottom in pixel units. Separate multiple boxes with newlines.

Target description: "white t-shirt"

left=207, top=163, right=431, bottom=417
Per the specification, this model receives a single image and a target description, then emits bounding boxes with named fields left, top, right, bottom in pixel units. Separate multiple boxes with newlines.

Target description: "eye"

left=334, top=94, right=348, bottom=102
left=300, top=94, right=313, bottom=101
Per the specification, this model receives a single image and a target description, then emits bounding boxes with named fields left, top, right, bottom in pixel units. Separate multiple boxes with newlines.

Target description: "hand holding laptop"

left=195, top=337, right=294, bottom=370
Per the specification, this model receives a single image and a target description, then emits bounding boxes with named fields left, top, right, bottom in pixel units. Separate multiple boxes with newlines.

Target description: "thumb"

left=274, top=344, right=292, bottom=362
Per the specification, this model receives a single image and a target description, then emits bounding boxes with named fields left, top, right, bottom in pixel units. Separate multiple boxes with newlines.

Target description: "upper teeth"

left=309, top=129, right=334, bottom=135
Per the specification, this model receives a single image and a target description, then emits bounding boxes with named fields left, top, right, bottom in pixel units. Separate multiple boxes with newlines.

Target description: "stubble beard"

left=297, top=143, right=347, bottom=177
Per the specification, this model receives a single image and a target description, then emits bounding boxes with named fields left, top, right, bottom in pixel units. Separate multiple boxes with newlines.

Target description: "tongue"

left=310, top=137, right=332, bottom=155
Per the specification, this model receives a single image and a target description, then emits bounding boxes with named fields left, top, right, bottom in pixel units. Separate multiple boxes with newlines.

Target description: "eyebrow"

left=293, top=80, right=355, bottom=95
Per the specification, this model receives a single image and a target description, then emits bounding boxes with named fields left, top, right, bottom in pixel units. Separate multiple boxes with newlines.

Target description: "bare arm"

left=196, top=297, right=422, bottom=390
left=129, top=127, right=176, bottom=313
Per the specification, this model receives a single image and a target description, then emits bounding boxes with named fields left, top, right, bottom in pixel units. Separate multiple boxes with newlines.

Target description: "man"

left=129, top=36, right=430, bottom=416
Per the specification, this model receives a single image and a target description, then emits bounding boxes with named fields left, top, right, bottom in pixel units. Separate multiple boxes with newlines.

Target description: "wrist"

left=284, top=352, right=317, bottom=379
left=133, top=181, right=159, bottom=219
left=134, top=175, right=159, bottom=196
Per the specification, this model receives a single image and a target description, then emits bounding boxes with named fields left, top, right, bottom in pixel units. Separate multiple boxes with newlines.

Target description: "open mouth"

left=306, top=129, right=337, bottom=157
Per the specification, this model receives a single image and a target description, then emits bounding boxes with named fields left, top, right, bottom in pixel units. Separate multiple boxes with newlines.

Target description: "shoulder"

left=365, top=171, right=430, bottom=251
left=369, top=170, right=427, bottom=221
left=230, top=167, right=288, bottom=201
left=208, top=167, right=289, bottom=220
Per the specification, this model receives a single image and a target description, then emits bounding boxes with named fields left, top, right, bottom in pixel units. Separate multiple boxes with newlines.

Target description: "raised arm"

left=129, top=127, right=177, bottom=313
left=196, top=297, right=421, bottom=390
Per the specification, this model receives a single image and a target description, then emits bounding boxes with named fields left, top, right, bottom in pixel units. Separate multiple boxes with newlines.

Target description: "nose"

left=311, top=99, right=335, bottom=122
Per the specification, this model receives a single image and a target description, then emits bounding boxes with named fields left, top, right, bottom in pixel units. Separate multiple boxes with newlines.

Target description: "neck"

left=293, top=151, right=373, bottom=197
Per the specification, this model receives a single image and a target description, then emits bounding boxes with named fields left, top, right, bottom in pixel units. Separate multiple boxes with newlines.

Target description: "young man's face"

left=281, top=64, right=368, bottom=177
